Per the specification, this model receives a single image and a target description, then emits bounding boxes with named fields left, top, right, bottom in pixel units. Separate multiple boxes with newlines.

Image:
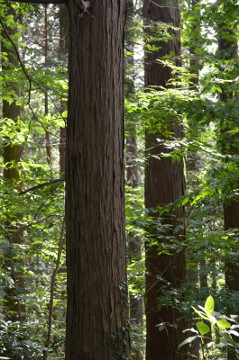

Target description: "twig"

left=0, top=15, right=33, bottom=104
left=0, top=225, right=23, bottom=322
left=149, top=0, right=179, bottom=10
left=43, top=215, right=65, bottom=360
left=19, top=178, right=65, bottom=195
left=11, top=0, right=66, bottom=4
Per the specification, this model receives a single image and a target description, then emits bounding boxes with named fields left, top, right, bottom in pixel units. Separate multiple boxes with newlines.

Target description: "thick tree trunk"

left=218, top=5, right=238, bottom=359
left=143, top=0, right=186, bottom=359
left=219, top=34, right=239, bottom=292
left=65, top=1, right=128, bottom=359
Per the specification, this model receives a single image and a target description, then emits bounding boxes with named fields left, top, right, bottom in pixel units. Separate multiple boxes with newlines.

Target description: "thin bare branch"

left=43, top=215, right=65, bottom=360
left=0, top=15, right=66, bottom=118
left=19, top=178, right=65, bottom=195
left=10, top=0, right=67, bottom=4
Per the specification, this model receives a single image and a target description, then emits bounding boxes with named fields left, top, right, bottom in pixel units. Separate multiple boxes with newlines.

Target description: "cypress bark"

left=219, top=22, right=239, bottom=292
left=143, top=0, right=186, bottom=359
left=65, top=1, right=129, bottom=359
left=217, top=3, right=238, bottom=358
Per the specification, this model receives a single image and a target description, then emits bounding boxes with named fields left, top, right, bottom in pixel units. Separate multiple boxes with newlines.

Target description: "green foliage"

left=0, top=0, right=239, bottom=358
left=179, top=296, right=239, bottom=359
left=0, top=3, right=67, bottom=359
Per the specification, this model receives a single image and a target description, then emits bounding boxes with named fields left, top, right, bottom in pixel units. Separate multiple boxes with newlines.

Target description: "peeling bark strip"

left=65, top=1, right=128, bottom=359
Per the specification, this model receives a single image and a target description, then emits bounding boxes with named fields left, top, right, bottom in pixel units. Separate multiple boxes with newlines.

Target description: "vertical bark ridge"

left=65, top=1, right=128, bottom=358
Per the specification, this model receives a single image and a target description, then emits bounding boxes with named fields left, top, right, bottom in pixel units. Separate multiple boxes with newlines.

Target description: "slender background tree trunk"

left=44, top=4, right=52, bottom=169
left=59, top=3, right=68, bottom=175
left=2, top=9, right=25, bottom=322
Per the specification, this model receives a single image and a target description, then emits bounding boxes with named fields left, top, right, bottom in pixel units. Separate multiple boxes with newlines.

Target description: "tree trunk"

left=59, top=3, right=68, bottom=175
left=143, top=0, right=186, bottom=359
left=218, top=4, right=238, bottom=359
left=218, top=7, right=238, bottom=291
left=2, top=9, right=25, bottom=322
left=44, top=4, right=52, bottom=169
left=65, top=1, right=129, bottom=359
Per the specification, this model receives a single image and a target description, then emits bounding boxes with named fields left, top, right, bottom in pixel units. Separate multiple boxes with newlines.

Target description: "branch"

left=10, top=0, right=67, bottom=4
left=149, top=0, right=179, bottom=10
left=0, top=16, right=32, bottom=104
left=43, top=215, right=65, bottom=360
left=19, top=178, right=65, bottom=195
left=0, top=15, right=66, bottom=118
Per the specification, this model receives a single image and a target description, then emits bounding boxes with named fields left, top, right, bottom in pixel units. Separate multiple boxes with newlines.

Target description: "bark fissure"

left=65, top=1, right=128, bottom=358
left=144, top=0, right=186, bottom=358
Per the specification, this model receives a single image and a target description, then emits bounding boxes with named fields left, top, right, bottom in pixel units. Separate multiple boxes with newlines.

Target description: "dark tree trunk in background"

left=143, top=0, right=186, bottom=359
left=2, top=10, right=25, bottom=322
left=59, top=3, right=68, bottom=175
left=44, top=4, right=52, bottom=169
left=65, top=1, right=128, bottom=359
left=219, top=25, right=239, bottom=292
left=218, top=3, right=238, bottom=358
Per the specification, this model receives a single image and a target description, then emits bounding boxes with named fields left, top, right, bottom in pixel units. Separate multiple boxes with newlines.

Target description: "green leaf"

left=196, top=321, right=210, bottom=336
left=224, top=333, right=237, bottom=347
left=178, top=336, right=198, bottom=349
left=217, top=319, right=231, bottom=329
left=229, top=330, right=239, bottom=337
left=191, top=306, right=208, bottom=321
left=125, top=205, right=134, bottom=218
left=0, top=290, right=7, bottom=298
left=205, top=295, right=214, bottom=318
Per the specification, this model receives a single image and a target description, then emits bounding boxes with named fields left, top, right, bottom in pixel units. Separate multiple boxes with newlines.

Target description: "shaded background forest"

left=0, top=0, right=239, bottom=359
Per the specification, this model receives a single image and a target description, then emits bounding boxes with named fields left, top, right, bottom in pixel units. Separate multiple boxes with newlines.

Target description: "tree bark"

left=59, top=3, right=68, bottom=175
left=65, top=1, right=128, bottom=359
left=2, top=9, right=25, bottom=322
left=218, top=4, right=238, bottom=359
left=218, top=6, right=239, bottom=292
left=44, top=4, right=52, bottom=169
left=143, top=0, right=186, bottom=359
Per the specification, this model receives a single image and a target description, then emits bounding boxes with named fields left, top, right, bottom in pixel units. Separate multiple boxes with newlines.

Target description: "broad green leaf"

left=196, top=321, right=210, bottom=336
left=205, top=296, right=214, bottom=318
left=62, top=110, right=68, bottom=119
left=217, top=319, right=231, bottom=329
left=178, top=336, right=198, bottom=349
